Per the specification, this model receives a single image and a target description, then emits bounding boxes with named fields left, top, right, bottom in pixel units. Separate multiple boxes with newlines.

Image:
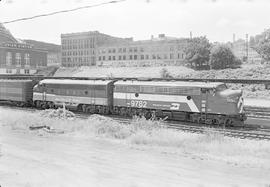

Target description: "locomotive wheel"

left=225, top=119, right=233, bottom=127
left=120, top=107, right=126, bottom=116
left=35, top=100, right=41, bottom=108
left=212, top=118, right=220, bottom=125
left=81, top=105, right=87, bottom=113
left=144, top=111, right=152, bottom=120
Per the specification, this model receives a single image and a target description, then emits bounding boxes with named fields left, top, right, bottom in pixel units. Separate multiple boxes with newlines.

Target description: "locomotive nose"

left=226, top=90, right=243, bottom=102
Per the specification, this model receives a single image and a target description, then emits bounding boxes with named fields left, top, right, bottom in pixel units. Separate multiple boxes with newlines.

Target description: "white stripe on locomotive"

left=114, top=92, right=200, bottom=113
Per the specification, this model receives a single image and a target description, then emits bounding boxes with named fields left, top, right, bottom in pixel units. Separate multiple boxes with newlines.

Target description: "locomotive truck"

left=0, top=79, right=246, bottom=126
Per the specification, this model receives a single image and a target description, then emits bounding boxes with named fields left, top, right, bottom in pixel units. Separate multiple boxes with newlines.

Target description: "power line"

left=3, top=0, right=126, bottom=24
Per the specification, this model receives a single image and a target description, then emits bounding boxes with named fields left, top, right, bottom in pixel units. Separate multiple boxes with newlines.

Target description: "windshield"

left=216, top=84, right=228, bottom=92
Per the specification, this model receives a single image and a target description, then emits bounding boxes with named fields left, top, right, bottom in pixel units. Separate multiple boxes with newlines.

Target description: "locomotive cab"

left=207, top=83, right=244, bottom=115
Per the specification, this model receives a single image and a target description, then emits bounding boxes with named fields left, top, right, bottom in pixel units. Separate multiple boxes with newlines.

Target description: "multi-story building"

left=61, top=31, right=127, bottom=67
left=230, top=39, right=262, bottom=64
left=0, top=23, right=47, bottom=74
left=24, top=40, right=61, bottom=67
left=97, top=34, right=187, bottom=67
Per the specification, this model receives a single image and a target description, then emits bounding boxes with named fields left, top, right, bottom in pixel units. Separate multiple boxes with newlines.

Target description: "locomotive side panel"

left=113, top=82, right=202, bottom=113
left=114, top=92, right=200, bottom=112
left=33, top=79, right=113, bottom=109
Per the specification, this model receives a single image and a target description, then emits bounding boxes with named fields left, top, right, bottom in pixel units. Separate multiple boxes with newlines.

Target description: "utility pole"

left=246, top=34, right=249, bottom=62
left=190, top=31, right=193, bottom=39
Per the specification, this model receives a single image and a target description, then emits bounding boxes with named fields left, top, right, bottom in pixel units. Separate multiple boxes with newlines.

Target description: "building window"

left=15, top=53, right=21, bottom=66
left=6, top=69, right=12, bottom=74
left=123, top=48, right=126, bottom=53
left=134, top=55, right=137, bottom=60
left=145, top=55, right=149, bottom=60
left=99, top=56, right=102, bottom=61
left=24, top=69, right=30, bottom=74
left=118, top=48, right=122, bottom=53
left=119, top=56, right=122, bottom=60
left=123, top=55, right=126, bottom=60
left=103, top=56, right=105, bottom=60
left=152, top=54, right=156, bottom=59
left=113, top=56, right=116, bottom=60
left=140, top=47, right=144, bottom=52
left=141, top=55, right=144, bottom=60
left=25, top=53, right=30, bottom=66
left=108, top=56, right=111, bottom=60
left=170, top=53, right=174, bottom=59
left=6, top=52, right=12, bottom=66
left=134, top=47, right=137, bottom=52
left=129, top=55, right=133, bottom=60
left=129, top=48, right=133, bottom=52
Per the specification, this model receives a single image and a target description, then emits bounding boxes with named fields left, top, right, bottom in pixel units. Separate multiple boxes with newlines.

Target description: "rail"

left=0, top=74, right=270, bottom=85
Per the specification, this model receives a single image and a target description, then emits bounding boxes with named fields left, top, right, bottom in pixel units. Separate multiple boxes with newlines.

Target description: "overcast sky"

left=0, top=0, right=269, bottom=44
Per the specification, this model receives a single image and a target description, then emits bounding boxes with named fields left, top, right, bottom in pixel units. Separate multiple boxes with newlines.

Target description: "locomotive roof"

left=40, top=79, right=113, bottom=85
left=0, top=79, right=33, bottom=82
left=114, top=80, right=225, bottom=88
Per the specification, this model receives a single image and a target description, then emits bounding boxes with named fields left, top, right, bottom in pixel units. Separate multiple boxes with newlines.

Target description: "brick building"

left=97, top=34, right=187, bottom=67
left=61, top=31, right=127, bottom=67
left=0, top=23, right=47, bottom=74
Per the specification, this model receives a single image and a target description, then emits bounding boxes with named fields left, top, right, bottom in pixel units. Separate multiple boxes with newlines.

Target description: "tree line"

left=183, top=36, right=242, bottom=70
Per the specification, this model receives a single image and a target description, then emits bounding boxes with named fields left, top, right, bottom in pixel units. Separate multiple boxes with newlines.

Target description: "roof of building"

left=0, top=23, right=18, bottom=43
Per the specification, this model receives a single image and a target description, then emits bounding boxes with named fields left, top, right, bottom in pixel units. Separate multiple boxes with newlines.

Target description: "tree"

left=183, top=36, right=211, bottom=70
left=251, top=29, right=270, bottom=61
left=256, top=41, right=270, bottom=61
left=210, top=44, right=241, bottom=69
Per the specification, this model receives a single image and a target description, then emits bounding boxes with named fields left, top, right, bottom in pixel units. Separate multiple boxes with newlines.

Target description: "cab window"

left=216, top=84, right=227, bottom=92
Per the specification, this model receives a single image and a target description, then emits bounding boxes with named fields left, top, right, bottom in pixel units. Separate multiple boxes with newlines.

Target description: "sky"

left=0, top=0, right=270, bottom=44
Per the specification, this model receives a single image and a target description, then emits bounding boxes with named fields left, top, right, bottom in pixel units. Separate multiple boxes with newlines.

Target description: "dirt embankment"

left=177, top=65, right=270, bottom=99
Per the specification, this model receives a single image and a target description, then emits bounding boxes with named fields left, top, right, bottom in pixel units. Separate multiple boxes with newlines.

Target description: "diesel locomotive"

left=0, top=78, right=246, bottom=126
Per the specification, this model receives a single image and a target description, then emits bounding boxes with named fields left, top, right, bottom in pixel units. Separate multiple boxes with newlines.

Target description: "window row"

left=5, top=69, right=30, bottom=74
left=62, top=57, right=95, bottom=63
left=62, top=50, right=95, bottom=56
left=62, top=38, right=95, bottom=45
left=62, top=44, right=95, bottom=50
left=98, top=45, right=186, bottom=54
left=5, top=52, right=30, bottom=66
left=98, top=53, right=184, bottom=61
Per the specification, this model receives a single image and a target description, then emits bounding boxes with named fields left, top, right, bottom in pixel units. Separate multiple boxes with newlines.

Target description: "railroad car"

left=0, top=79, right=33, bottom=106
left=33, top=79, right=115, bottom=114
left=113, top=80, right=245, bottom=126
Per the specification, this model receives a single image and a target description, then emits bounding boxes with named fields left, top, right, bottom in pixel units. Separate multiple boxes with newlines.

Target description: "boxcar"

left=33, top=79, right=115, bottom=114
left=0, top=79, right=33, bottom=104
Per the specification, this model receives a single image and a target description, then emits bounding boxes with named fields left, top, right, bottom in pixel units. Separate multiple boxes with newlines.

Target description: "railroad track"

left=244, top=106, right=270, bottom=119
left=1, top=105, right=270, bottom=141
